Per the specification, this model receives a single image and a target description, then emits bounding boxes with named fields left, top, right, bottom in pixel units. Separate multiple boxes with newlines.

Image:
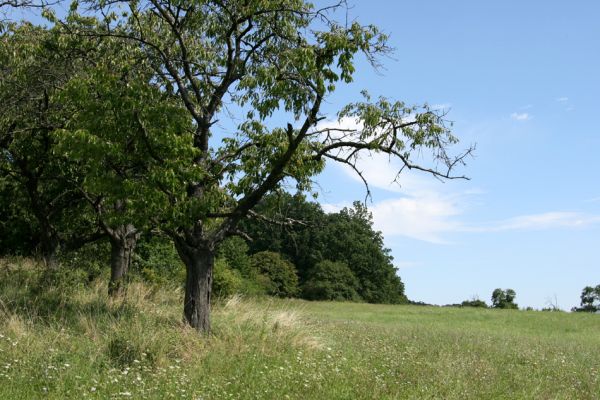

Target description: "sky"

left=5, top=1, right=599, bottom=310
left=312, top=0, right=600, bottom=310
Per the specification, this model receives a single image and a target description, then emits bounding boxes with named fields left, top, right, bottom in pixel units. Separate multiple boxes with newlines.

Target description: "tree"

left=573, top=285, right=600, bottom=312
left=243, top=194, right=407, bottom=303
left=241, top=192, right=327, bottom=284
left=250, top=251, right=299, bottom=298
left=0, top=23, right=101, bottom=266
left=52, top=22, right=192, bottom=295
left=47, top=0, right=472, bottom=332
left=322, top=203, right=407, bottom=303
left=491, top=288, right=518, bottom=310
left=302, top=260, right=360, bottom=301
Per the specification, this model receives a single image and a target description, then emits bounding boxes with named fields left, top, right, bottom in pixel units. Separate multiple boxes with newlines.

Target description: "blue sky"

left=314, top=0, right=600, bottom=309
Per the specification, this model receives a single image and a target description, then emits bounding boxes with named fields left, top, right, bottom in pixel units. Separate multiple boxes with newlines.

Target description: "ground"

left=0, top=259, right=599, bottom=399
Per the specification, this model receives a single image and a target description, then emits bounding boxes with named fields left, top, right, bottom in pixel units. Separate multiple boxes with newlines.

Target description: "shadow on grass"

left=0, top=261, right=172, bottom=328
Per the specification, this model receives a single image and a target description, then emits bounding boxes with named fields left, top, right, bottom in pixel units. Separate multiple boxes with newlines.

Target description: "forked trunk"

left=177, top=245, right=214, bottom=334
left=107, top=226, right=138, bottom=296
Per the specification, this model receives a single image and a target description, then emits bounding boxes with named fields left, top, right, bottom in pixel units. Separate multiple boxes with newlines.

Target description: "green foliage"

left=302, top=260, right=360, bottom=301
left=461, top=299, right=488, bottom=308
left=216, top=237, right=252, bottom=276
left=0, top=177, right=37, bottom=255
left=491, top=288, right=519, bottom=309
left=0, top=23, right=97, bottom=260
left=243, top=193, right=407, bottom=304
left=212, top=258, right=243, bottom=299
left=323, top=203, right=406, bottom=304
left=241, top=192, right=326, bottom=283
left=250, top=251, right=299, bottom=298
left=573, top=285, right=600, bottom=312
left=132, top=235, right=184, bottom=286
left=58, top=240, right=111, bottom=283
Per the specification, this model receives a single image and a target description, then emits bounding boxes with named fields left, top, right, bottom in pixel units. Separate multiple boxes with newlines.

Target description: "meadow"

left=0, top=258, right=599, bottom=399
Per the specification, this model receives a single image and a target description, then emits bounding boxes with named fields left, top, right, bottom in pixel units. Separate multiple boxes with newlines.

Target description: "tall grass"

left=0, top=257, right=599, bottom=399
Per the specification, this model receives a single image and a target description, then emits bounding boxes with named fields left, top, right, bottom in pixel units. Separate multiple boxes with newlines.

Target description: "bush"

left=58, top=240, right=111, bottom=284
left=461, top=299, right=488, bottom=308
left=217, top=236, right=252, bottom=275
left=212, top=258, right=243, bottom=298
left=302, top=260, right=360, bottom=301
left=250, top=251, right=299, bottom=298
left=132, top=235, right=185, bottom=286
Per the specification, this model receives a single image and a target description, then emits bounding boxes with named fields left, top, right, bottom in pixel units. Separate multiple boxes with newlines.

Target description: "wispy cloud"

left=556, top=97, right=569, bottom=102
left=510, top=112, right=531, bottom=121
left=468, top=212, right=600, bottom=233
left=322, top=151, right=474, bottom=244
left=318, top=119, right=600, bottom=245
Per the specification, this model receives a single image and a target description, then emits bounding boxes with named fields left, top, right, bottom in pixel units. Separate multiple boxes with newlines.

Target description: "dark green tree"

left=322, top=203, right=406, bottom=303
left=461, top=299, right=488, bottom=308
left=302, top=260, right=360, bottom=301
left=241, top=192, right=327, bottom=282
left=250, top=251, right=299, bottom=298
left=243, top=194, right=407, bottom=303
left=573, top=285, right=600, bottom=312
left=0, top=23, right=100, bottom=266
left=491, top=288, right=518, bottom=309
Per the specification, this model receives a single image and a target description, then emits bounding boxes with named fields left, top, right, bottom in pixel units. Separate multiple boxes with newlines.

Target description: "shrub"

left=250, top=251, right=299, bottom=298
left=302, top=260, right=360, bottom=301
left=212, top=258, right=243, bottom=298
left=217, top=236, right=252, bottom=275
left=132, top=235, right=185, bottom=286
left=461, top=299, right=488, bottom=308
left=58, top=240, right=111, bottom=283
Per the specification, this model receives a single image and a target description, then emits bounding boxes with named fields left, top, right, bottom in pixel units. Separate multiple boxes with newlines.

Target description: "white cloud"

left=556, top=97, right=569, bottom=102
left=470, top=212, right=600, bottom=232
left=369, top=195, right=462, bottom=243
left=510, top=112, right=531, bottom=121
left=317, top=117, right=600, bottom=245
left=323, top=152, right=472, bottom=244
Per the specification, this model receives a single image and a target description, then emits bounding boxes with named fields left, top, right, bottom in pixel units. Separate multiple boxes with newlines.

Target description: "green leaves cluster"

left=574, top=285, right=600, bottom=312
left=491, top=288, right=518, bottom=310
left=242, top=193, right=407, bottom=304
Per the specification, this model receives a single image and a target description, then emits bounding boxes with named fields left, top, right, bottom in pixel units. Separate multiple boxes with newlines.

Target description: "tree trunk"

left=40, top=232, right=60, bottom=270
left=176, top=244, right=214, bottom=334
left=107, top=226, right=138, bottom=296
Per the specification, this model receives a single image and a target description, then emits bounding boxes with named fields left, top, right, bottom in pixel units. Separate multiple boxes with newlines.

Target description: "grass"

left=0, top=258, right=599, bottom=399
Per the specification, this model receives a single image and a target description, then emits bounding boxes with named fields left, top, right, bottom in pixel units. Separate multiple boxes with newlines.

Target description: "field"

left=1, top=259, right=599, bottom=399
